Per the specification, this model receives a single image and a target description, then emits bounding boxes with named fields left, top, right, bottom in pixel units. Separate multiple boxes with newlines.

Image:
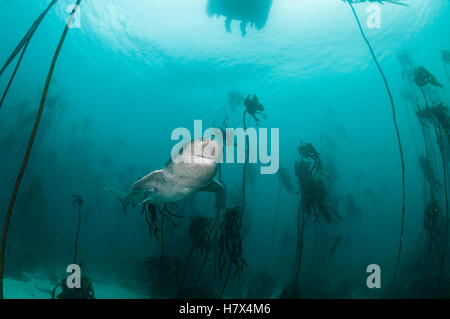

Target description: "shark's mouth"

left=185, top=154, right=216, bottom=165
left=201, top=140, right=223, bottom=162
left=200, top=151, right=218, bottom=160
left=177, top=138, right=223, bottom=164
left=182, top=140, right=222, bottom=162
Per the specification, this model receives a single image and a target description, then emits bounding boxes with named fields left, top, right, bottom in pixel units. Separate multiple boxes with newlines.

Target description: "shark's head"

left=179, top=138, right=223, bottom=164
left=107, top=138, right=224, bottom=210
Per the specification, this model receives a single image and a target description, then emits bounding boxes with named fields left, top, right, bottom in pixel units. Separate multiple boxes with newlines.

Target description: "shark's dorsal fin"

left=201, top=179, right=224, bottom=193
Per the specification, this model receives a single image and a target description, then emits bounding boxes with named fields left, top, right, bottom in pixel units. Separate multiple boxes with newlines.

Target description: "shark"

left=106, top=138, right=224, bottom=212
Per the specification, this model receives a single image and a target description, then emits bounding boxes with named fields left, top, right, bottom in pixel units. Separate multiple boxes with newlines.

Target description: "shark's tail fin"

left=104, top=184, right=129, bottom=214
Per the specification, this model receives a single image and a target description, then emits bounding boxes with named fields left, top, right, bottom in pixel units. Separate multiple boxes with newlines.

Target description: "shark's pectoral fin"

left=201, top=179, right=224, bottom=193
left=131, top=170, right=165, bottom=191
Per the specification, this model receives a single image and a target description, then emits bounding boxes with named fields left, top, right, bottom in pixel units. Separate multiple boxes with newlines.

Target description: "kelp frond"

left=414, top=66, right=444, bottom=88
left=278, top=166, right=296, bottom=195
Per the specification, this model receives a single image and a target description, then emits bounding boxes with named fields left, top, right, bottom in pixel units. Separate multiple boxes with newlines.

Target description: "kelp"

left=345, top=0, right=406, bottom=280
left=279, top=283, right=300, bottom=299
left=182, top=216, right=215, bottom=287
left=227, top=90, right=244, bottom=113
left=418, top=155, right=441, bottom=197
left=243, top=94, right=267, bottom=125
left=423, top=200, right=443, bottom=287
left=217, top=207, right=246, bottom=276
left=442, top=50, right=450, bottom=64
left=424, top=200, right=443, bottom=250
left=0, top=2, right=82, bottom=299
left=416, top=103, right=450, bottom=141
left=267, top=167, right=295, bottom=264
left=72, top=195, right=84, bottom=265
left=402, top=58, right=440, bottom=218
left=278, top=167, right=296, bottom=195
left=216, top=207, right=246, bottom=297
left=295, top=161, right=342, bottom=224
left=442, top=50, right=450, bottom=81
left=414, top=67, right=449, bottom=285
left=189, top=217, right=213, bottom=256
left=136, top=202, right=183, bottom=297
left=400, top=88, right=417, bottom=105
left=141, top=203, right=162, bottom=240
left=345, top=194, right=361, bottom=220
left=398, top=50, right=422, bottom=154
left=292, top=142, right=341, bottom=286
left=297, top=142, right=322, bottom=173
left=136, top=255, right=182, bottom=298
left=0, top=0, right=59, bottom=109
left=329, top=234, right=343, bottom=257
left=51, top=276, right=95, bottom=299
left=141, top=203, right=182, bottom=256
left=246, top=163, right=258, bottom=186
left=241, top=95, right=266, bottom=211
left=398, top=50, right=415, bottom=69
left=142, top=256, right=181, bottom=281
left=414, top=66, right=444, bottom=89
left=215, top=182, right=227, bottom=213
left=279, top=229, right=292, bottom=261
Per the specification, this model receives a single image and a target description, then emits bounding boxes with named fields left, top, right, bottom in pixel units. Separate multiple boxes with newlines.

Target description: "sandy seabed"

left=4, top=272, right=147, bottom=299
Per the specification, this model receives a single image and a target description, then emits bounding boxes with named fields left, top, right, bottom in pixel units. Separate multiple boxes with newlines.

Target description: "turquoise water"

left=0, top=0, right=450, bottom=298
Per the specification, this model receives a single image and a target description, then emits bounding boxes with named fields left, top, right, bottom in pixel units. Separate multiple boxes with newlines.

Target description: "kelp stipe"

left=241, top=94, right=267, bottom=211
left=0, top=1, right=82, bottom=299
left=346, top=0, right=406, bottom=280
left=217, top=207, right=246, bottom=298
left=242, top=109, right=248, bottom=211
left=267, top=167, right=295, bottom=266
left=141, top=203, right=182, bottom=256
left=398, top=53, right=435, bottom=220
left=137, top=203, right=184, bottom=297
left=212, top=122, right=227, bottom=290
left=222, top=93, right=265, bottom=296
left=442, top=50, right=450, bottom=81
left=422, top=200, right=443, bottom=289
left=0, top=0, right=58, bottom=109
left=397, top=53, right=442, bottom=291
left=181, top=216, right=214, bottom=288
left=0, top=40, right=30, bottom=109
left=72, top=195, right=84, bottom=264
left=292, top=142, right=342, bottom=286
left=413, top=67, right=448, bottom=288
